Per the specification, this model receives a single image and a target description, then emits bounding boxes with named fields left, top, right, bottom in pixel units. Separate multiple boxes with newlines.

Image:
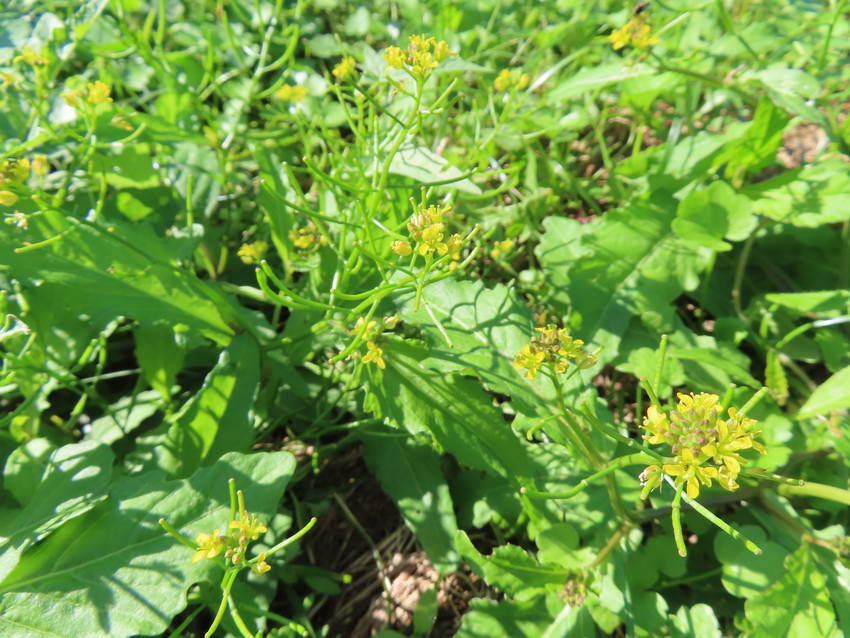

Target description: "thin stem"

left=521, top=453, right=654, bottom=500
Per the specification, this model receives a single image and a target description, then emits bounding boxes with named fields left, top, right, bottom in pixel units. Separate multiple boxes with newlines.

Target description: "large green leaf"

left=0, top=440, right=113, bottom=582
left=157, top=334, right=261, bottom=476
left=394, top=278, right=555, bottom=416
left=1, top=210, right=234, bottom=344
left=373, top=339, right=534, bottom=482
left=744, top=544, right=840, bottom=637
left=747, top=160, right=850, bottom=228
left=798, top=365, right=850, bottom=419
left=0, top=450, right=295, bottom=638
left=537, top=199, right=709, bottom=361
left=455, top=531, right=567, bottom=597
left=454, top=597, right=559, bottom=638
left=360, top=428, right=460, bottom=574
left=388, top=145, right=481, bottom=194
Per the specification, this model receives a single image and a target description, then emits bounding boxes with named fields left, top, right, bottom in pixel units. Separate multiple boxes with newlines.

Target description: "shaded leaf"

left=360, top=428, right=460, bottom=574
left=0, top=451, right=295, bottom=638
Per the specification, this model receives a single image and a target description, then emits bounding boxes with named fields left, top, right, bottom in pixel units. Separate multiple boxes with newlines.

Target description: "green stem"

left=671, top=482, right=687, bottom=557
left=777, top=480, right=850, bottom=506
left=522, top=453, right=654, bottom=500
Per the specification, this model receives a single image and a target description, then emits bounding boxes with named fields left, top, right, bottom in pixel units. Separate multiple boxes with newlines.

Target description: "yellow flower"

left=392, top=240, right=413, bottom=256
left=639, top=392, right=766, bottom=499
left=384, top=46, right=405, bottom=69
left=514, top=344, right=546, bottom=380
left=332, top=56, right=357, bottom=81
left=363, top=341, right=386, bottom=369
left=491, top=239, right=514, bottom=259
left=252, top=552, right=271, bottom=574
left=609, top=15, right=658, bottom=50
left=86, top=81, right=112, bottom=104
left=229, top=511, right=268, bottom=541
left=350, top=317, right=380, bottom=341
left=237, top=240, right=268, bottom=264
left=289, top=224, right=325, bottom=252
left=13, top=48, right=47, bottom=66
left=275, top=84, right=308, bottom=103
left=193, top=529, right=225, bottom=562
left=31, top=154, right=49, bottom=176
left=0, top=190, right=18, bottom=207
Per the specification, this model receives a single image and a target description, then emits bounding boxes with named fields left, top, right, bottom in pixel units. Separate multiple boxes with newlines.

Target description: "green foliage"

left=2, top=0, right=850, bottom=636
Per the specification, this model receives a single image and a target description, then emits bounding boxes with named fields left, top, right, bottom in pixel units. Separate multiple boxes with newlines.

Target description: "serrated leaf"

left=798, top=365, right=850, bottom=418
left=0, top=451, right=295, bottom=638
left=373, top=340, right=534, bottom=482
left=455, top=530, right=567, bottom=597
left=0, top=441, right=113, bottom=582
left=360, top=428, right=460, bottom=574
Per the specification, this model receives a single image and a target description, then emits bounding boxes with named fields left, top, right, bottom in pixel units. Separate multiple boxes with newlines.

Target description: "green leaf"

left=765, top=349, right=788, bottom=406
left=0, top=441, right=113, bottom=582
left=744, top=544, right=840, bottom=638
left=765, top=290, right=850, bottom=316
left=537, top=199, right=709, bottom=361
left=373, top=339, right=535, bottom=482
left=134, top=322, right=185, bottom=401
left=670, top=603, right=722, bottom=638
left=0, top=210, right=234, bottom=344
left=455, top=531, right=567, bottom=597
left=86, top=390, right=162, bottom=445
left=747, top=160, right=850, bottom=227
left=454, top=597, right=557, bottom=638
left=388, top=145, right=481, bottom=194
left=672, top=181, right=756, bottom=251
left=0, top=450, right=295, bottom=638
left=798, top=365, right=850, bottom=418
left=549, top=62, right=654, bottom=102
left=2, top=438, right=55, bottom=506
left=714, top=525, right=788, bottom=599
left=157, top=334, right=260, bottom=476
left=395, top=278, right=554, bottom=416
left=713, top=99, right=790, bottom=180
left=360, top=428, right=460, bottom=574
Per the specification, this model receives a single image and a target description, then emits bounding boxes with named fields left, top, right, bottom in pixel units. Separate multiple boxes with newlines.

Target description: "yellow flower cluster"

left=639, top=392, right=766, bottom=499
left=350, top=315, right=399, bottom=370
left=193, top=509, right=270, bottom=574
left=237, top=240, right=268, bottom=264
left=392, top=203, right=465, bottom=263
left=63, top=80, right=113, bottom=108
left=384, top=34, right=452, bottom=79
left=289, top=223, right=327, bottom=253
left=610, top=14, right=659, bottom=50
left=332, top=56, right=357, bottom=81
left=513, top=325, right=597, bottom=380
left=490, top=238, right=514, bottom=259
left=275, top=84, right=308, bottom=103
left=494, top=69, right=530, bottom=93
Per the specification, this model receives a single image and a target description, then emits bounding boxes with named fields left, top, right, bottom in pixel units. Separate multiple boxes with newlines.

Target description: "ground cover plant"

left=1, top=0, right=850, bottom=636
